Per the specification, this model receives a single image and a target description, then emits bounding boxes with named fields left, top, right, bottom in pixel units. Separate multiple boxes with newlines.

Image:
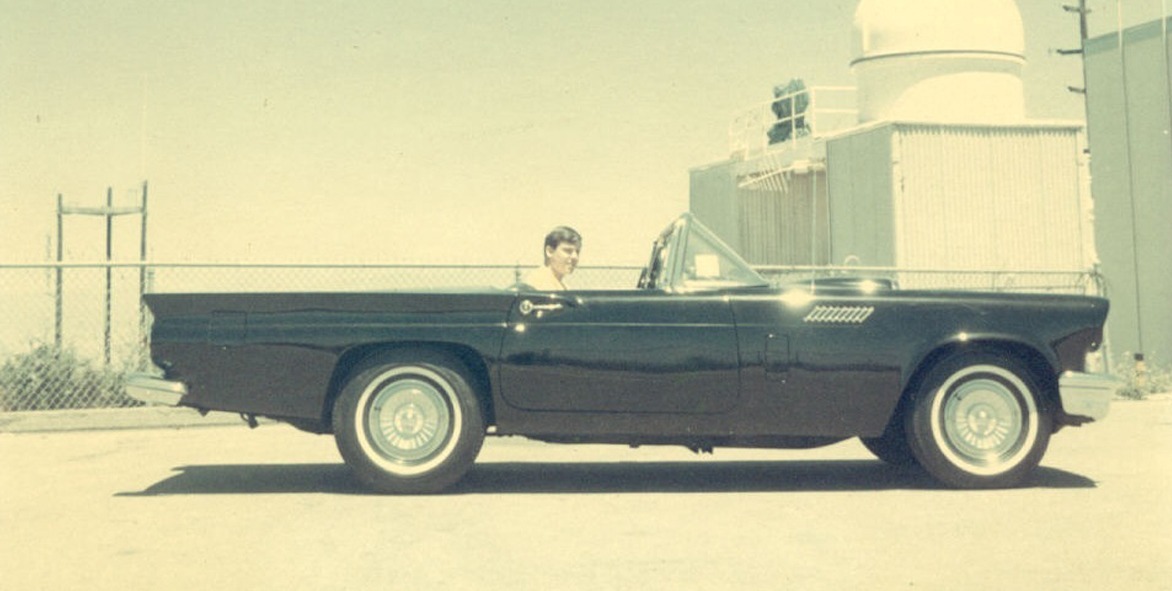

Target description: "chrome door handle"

left=519, top=299, right=564, bottom=316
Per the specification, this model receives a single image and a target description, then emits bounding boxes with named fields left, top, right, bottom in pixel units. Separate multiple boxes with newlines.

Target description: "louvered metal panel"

left=893, top=124, right=1086, bottom=271
left=825, top=121, right=1091, bottom=285
left=735, top=169, right=830, bottom=266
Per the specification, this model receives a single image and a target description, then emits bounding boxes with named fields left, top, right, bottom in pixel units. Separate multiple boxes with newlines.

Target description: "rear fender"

left=322, top=342, right=495, bottom=430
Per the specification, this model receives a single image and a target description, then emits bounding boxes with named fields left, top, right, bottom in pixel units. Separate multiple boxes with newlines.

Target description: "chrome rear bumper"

left=125, top=373, right=188, bottom=406
left=1058, top=371, right=1120, bottom=422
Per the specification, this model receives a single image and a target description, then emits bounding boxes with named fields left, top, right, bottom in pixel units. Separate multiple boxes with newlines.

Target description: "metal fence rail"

left=0, top=262, right=1103, bottom=412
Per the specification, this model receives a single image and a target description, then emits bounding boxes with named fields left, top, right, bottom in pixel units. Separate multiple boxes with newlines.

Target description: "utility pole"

left=1058, top=0, right=1091, bottom=94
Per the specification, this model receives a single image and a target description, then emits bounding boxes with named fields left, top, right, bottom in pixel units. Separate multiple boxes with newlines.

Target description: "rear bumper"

left=1058, top=371, right=1120, bottom=422
left=125, top=373, right=188, bottom=406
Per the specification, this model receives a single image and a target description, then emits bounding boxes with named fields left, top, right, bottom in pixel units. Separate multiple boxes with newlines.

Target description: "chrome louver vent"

left=803, top=305, right=875, bottom=324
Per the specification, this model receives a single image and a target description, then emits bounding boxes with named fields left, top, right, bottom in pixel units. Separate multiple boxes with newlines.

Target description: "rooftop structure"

left=692, top=0, right=1097, bottom=293
left=852, top=0, right=1026, bottom=122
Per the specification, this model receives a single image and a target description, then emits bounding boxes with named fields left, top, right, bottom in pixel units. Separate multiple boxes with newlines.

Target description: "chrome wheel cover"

left=355, top=367, right=461, bottom=476
left=930, top=365, right=1038, bottom=476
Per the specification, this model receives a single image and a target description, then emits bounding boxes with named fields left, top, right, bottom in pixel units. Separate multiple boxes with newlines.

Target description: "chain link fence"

left=756, top=265, right=1107, bottom=295
left=0, top=262, right=1103, bottom=412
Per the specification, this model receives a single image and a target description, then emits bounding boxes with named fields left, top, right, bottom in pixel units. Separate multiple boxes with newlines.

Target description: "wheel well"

left=322, top=342, right=495, bottom=429
left=895, top=341, right=1060, bottom=428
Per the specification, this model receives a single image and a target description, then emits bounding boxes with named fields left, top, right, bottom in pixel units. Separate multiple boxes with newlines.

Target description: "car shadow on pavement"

left=118, top=460, right=1095, bottom=496
left=118, top=464, right=364, bottom=496
left=456, top=461, right=1096, bottom=494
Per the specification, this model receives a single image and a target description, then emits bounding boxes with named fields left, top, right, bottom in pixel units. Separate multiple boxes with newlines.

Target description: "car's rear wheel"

left=907, top=350, right=1052, bottom=489
left=332, top=353, right=484, bottom=494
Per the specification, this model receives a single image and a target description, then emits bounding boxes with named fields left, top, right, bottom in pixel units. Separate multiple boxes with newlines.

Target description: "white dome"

left=851, top=0, right=1027, bottom=123
left=853, top=0, right=1025, bottom=63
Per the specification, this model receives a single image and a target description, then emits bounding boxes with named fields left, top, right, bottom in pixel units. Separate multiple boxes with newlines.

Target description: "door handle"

left=519, top=299, right=564, bottom=316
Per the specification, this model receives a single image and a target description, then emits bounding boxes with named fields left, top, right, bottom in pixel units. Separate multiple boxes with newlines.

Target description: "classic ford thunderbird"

left=127, top=213, right=1117, bottom=492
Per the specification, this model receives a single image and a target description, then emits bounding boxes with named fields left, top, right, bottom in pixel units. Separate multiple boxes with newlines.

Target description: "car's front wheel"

left=907, top=351, right=1052, bottom=489
left=332, top=353, right=485, bottom=494
left=860, top=417, right=918, bottom=468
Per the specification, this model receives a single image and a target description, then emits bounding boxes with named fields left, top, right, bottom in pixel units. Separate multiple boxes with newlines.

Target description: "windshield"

left=677, top=223, right=768, bottom=290
left=639, top=214, right=768, bottom=291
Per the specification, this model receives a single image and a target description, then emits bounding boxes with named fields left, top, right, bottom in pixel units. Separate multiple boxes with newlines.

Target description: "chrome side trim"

left=125, top=373, right=188, bottom=406
left=1058, top=371, right=1120, bottom=422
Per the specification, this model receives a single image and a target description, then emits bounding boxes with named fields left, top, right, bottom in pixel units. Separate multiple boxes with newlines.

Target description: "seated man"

left=521, top=225, right=581, bottom=291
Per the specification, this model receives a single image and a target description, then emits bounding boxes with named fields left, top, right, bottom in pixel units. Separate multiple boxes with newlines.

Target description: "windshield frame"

left=639, top=213, right=768, bottom=292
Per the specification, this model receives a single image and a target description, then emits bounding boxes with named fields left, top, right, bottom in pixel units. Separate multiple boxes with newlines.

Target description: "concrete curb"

left=0, top=406, right=262, bottom=433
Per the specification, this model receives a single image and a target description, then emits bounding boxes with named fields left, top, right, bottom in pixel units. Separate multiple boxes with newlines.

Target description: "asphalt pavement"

left=1, top=397, right=1169, bottom=590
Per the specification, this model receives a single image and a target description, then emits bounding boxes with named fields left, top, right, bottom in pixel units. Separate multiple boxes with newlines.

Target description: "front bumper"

left=1058, top=371, right=1120, bottom=422
left=125, top=373, right=188, bottom=406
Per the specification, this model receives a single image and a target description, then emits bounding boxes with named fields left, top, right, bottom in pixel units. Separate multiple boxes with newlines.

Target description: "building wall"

left=825, top=121, right=1091, bottom=276
left=688, top=161, right=742, bottom=250
left=1084, top=16, right=1172, bottom=366
left=737, top=169, right=829, bottom=266
left=891, top=124, right=1089, bottom=270
left=825, top=123, right=898, bottom=266
left=689, top=144, right=831, bottom=266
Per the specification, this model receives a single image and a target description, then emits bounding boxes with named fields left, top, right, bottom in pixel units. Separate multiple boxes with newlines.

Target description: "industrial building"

left=690, top=0, right=1135, bottom=325
left=1083, top=14, right=1172, bottom=369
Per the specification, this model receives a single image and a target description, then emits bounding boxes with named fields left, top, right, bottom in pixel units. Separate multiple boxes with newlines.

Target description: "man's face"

left=546, top=241, right=580, bottom=279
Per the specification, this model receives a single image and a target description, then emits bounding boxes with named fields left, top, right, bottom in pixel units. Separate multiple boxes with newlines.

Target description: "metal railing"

left=728, top=86, right=858, bottom=158
left=0, top=261, right=1103, bottom=412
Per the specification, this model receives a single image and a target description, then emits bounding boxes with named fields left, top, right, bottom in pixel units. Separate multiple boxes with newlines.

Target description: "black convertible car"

left=127, top=213, right=1117, bottom=492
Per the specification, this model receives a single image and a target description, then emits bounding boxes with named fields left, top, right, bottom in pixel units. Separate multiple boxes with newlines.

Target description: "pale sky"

left=1, top=0, right=1164, bottom=266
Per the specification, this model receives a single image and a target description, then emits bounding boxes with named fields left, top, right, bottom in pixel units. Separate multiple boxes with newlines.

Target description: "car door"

left=498, top=289, right=740, bottom=414
left=730, top=285, right=904, bottom=436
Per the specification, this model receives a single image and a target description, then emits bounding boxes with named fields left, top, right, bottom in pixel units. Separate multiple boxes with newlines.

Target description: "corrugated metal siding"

left=736, top=169, right=829, bottom=265
left=692, top=122, right=1090, bottom=281
left=892, top=124, right=1086, bottom=271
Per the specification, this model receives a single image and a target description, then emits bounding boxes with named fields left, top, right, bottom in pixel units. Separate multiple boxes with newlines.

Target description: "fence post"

left=139, top=182, right=149, bottom=370
left=55, top=193, right=63, bottom=351
left=104, top=187, right=113, bottom=367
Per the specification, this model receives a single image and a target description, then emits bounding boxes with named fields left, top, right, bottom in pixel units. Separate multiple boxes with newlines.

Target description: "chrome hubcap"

left=367, top=377, right=452, bottom=465
left=931, top=364, right=1037, bottom=475
left=945, top=382, right=1019, bottom=456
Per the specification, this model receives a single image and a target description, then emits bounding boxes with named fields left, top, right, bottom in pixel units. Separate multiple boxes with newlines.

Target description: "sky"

left=1, top=0, right=1166, bottom=267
